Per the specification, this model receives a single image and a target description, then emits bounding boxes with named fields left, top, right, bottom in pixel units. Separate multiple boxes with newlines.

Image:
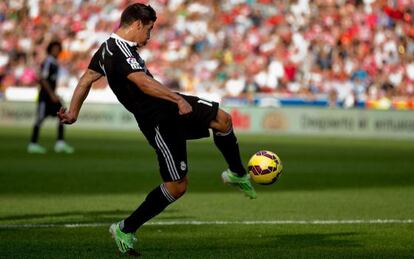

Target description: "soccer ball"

left=247, top=150, right=283, bottom=185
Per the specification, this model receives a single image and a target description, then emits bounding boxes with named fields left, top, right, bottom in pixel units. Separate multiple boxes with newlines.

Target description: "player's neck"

left=115, top=27, right=136, bottom=44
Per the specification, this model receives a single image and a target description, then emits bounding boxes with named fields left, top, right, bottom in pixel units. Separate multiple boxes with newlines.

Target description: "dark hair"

left=120, top=3, right=157, bottom=27
left=46, top=41, right=62, bottom=54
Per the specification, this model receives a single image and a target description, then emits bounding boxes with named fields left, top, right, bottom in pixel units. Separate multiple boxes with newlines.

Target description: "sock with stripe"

left=57, top=122, right=64, bottom=141
left=213, top=128, right=246, bottom=177
left=30, top=125, right=40, bottom=143
left=121, top=184, right=175, bottom=233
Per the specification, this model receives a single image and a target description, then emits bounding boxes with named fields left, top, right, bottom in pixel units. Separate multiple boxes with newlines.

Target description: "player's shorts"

left=137, top=94, right=219, bottom=182
left=35, top=100, right=62, bottom=122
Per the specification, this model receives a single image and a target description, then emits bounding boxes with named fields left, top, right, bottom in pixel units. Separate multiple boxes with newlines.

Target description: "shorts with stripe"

left=137, top=95, right=219, bottom=182
left=35, top=100, right=62, bottom=123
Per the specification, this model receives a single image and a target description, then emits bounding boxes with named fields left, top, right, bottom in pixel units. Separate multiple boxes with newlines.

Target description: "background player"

left=27, top=41, right=74, bottom=154
left=58, top=3, right=255, bottom=256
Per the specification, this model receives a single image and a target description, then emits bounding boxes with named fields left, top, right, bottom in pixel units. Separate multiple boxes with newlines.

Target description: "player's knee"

left=165, top=177, right=188, bottom=199
left=221, top=112, right=232, bottom=133
left=171, top=181, right=187, bottom=199
left=214, top=110, right=232, bottom=133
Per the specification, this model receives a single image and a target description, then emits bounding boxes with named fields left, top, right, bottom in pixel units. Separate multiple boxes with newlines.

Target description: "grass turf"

left=0, top=126, right=414, bottom=258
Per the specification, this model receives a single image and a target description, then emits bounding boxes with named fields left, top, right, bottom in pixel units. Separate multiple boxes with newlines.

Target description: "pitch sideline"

left=1, top=219, right=413, bottom=229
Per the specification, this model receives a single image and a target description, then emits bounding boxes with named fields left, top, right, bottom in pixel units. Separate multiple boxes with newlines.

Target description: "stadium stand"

left=0, top=0, right=413, bottom=108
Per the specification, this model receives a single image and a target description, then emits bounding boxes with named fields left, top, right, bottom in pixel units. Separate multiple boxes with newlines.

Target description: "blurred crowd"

left=1, top=0, right=414, bottom=107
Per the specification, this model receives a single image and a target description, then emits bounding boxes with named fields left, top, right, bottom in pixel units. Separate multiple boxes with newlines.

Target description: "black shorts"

left=36, top=100, right=62, bottom=119
left=137, top=95, right=219, bottom=182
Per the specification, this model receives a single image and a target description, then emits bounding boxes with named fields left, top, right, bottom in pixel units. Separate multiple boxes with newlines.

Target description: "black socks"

left=121, top=184, right=175, bottom=233
left=213, top=129, right=246, bottom=177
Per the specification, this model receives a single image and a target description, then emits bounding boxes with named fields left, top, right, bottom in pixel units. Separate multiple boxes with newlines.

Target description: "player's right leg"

left=28, top=101, right=47, bottom=154
left=178, top=95, right=256, bottom=199
left=49, top=101, right=74, bottom=154
left=54, top=121, right=74, bottom=154
left=210, top=109, right=257, bottom=199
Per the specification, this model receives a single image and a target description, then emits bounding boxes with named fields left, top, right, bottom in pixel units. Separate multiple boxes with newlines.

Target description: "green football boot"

left=109, top=222, right=140, bottom=256
left=27, top=143, right=47, bottom=154
left=221, top=169, right=257, bottom=199
left=54, top=141, right=74, bottom=154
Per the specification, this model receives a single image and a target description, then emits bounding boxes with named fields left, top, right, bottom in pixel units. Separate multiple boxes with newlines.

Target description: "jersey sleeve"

left=113, top=47, right=146, bottom=78
left=88, top=48, right=105, bottom=75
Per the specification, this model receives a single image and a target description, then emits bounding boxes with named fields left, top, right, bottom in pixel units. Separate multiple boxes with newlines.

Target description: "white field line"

left=0, top=219, right=413, bottom=229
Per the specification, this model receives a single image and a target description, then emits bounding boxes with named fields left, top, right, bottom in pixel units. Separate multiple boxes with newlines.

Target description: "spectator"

left=0, top=0, right=413, bottom=109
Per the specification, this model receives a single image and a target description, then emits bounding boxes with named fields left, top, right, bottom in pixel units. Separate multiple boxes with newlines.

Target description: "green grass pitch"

left=1, top=126, right=414, bottom=258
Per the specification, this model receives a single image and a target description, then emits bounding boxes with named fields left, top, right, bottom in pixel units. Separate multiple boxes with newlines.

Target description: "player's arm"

left=58, top=69, right=103, bottom=124
left=39, top=79, right=60, bottom=103
left=127, top=72, right=192, bottom=115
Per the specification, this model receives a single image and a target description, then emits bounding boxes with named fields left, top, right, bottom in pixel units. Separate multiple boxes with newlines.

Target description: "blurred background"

left=1, top=0, right=413, bottom=109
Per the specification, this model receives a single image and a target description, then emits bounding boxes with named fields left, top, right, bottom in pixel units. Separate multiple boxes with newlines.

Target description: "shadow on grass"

left=269, top=232, right=362, bottom=248
left=138, top=231, right=363, bottom=257
left=0, top=209, right=192, bottom=223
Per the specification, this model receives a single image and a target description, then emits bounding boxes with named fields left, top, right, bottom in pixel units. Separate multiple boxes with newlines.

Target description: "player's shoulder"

left=41, top=56, right=58, bottom=70
left=112, top=39, right=136, bottom=58
left=104, top=38, right=116, bottom=54
left=105, top=38, right=137, bottom=61
left=43, top=55, right=56, bottom=64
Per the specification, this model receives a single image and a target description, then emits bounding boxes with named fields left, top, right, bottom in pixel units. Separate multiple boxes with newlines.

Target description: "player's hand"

left=57, top=107, right=77, bottom=124
left=177, top=98, right=192, bottom=115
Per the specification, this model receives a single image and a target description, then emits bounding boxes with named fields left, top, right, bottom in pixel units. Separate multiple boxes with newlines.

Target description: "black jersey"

left=39, top=55, right=59, bottom=102
left=88, top=33, right=177, bottom=123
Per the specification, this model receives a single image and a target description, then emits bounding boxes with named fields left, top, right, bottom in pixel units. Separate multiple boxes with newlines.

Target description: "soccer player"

left=28, top=41, right=74, bottom=154
left=58, top=3, right=256, bottom=256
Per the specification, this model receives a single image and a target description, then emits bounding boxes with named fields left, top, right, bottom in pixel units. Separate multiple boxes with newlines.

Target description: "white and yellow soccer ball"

left=247, top=150, right=283, bottom=185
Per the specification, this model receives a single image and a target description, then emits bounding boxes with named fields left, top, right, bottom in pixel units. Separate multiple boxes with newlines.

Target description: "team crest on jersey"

left=180, top=161, right=187, bottom=171
left=126, top=57, right=142, bottom=69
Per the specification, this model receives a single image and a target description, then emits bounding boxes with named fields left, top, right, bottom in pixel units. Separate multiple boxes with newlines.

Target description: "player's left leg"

left=52, top=102, right=74, bottom=154
left=121, top=177, right=187, bottom=233
left=110, top=178, right=187, bottom=256
left=121, top=122, right=187, bottom=233
left=110, top=120, right=188, bottom=255
left=28, top=101, right=47, bottom=154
